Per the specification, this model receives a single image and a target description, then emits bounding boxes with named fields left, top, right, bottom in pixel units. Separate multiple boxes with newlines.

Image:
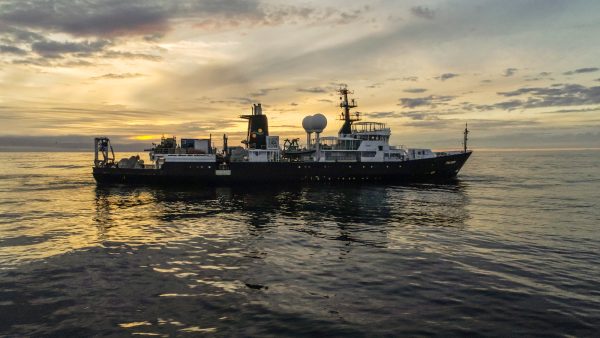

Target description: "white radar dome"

left=302, top=116, right=313, bottom=133
left=302, top=114, right=328, bottom=133
left=311, top=113, right=327, bottom=133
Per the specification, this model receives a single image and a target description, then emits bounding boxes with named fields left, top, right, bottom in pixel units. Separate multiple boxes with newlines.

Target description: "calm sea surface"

left=0, top=151, right=599, bottom=337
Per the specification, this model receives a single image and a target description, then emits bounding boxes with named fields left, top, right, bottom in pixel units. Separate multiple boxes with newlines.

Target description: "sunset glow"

left=1, top=0, right=599, bottom=151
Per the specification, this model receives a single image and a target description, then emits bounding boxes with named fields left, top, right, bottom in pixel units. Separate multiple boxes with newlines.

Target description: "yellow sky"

left=1, top=0, right=599, bottom=150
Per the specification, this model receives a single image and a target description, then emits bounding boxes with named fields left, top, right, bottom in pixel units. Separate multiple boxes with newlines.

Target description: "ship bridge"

left=347, top=121, right=391, bottom=142
left=351, top=122, right=388, bottom=133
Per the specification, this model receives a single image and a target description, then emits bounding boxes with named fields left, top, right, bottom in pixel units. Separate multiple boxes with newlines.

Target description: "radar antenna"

left=338, top=84, right=360, bottom=134
left=463, top=123, right=469, bottom=153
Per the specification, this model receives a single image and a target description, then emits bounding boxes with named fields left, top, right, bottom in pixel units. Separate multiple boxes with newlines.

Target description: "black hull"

left=93, top=152, right=471, bottom=185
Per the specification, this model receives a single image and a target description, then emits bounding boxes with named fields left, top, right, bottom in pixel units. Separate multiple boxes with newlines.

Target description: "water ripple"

left=0, top=151, right=599, bottom=336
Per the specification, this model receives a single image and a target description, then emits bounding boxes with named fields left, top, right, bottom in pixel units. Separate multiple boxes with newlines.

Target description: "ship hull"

left=93, top=151, right=471, bottom=185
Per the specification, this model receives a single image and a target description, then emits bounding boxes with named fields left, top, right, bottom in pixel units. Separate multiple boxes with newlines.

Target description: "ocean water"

left=0, top=150, right=599, bottom=337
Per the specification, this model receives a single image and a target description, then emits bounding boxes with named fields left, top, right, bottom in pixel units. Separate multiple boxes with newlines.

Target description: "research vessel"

left=93, top=86, right=472, bottom=184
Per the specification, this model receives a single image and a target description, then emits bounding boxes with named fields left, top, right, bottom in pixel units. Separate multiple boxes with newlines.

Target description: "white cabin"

left=310, top=122, right=411, bottom=163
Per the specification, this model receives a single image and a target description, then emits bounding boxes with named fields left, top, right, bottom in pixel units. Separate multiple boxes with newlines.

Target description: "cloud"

left=400, top=111, right=436, bottom=121
left=410, top=6, right=435, bottom=20
left=563, top=67, right=599, bottom=75
left=398, top=95, right=455, bottom=108
left=435, top=73, right=459, bottom=81
left=249, top=88, right=279, bottom=97
left=297, top=87, right=328, bottom=93
left=0, top=0, right=371, bottom=71
left=0, top=0, right=367, bottom=39
left=403, top=88, right=428, bottom=93
left=367, top=82, right=384, bottom=89
left=366, top=110, right=459, bottom=120
left=388, top=76, right=418, bottom=82
left=365, top=111, right=396, bottom=119
left=466, top=84, right=600, bottom=111
left=101, top=50, right=162, bottom=61
left=402, top=117, right=540, bottom=130
left=93, top=73, right=145, bottom=80
left=0, top=1, right=171, bottom=38
left=503, top=68, right=518, bottom=77
left=0, top=44, right=27, bottom=55
left=542, top=107, right=600, bottom=114
left=31, top=39, right=111, bottom=57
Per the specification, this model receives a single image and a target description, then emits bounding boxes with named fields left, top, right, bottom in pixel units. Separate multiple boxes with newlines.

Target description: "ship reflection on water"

left=93, top=182, right=471, bottom=249
left=83, top=183, right=475, bottom=336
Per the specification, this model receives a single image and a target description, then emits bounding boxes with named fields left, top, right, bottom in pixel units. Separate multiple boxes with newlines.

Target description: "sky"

left=1, top=0, right=599, bottom=151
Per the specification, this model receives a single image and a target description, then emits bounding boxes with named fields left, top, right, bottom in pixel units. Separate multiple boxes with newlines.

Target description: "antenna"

left=337, top=84, right=360, bottom=134
left=463, top=123, right=469, bottom=153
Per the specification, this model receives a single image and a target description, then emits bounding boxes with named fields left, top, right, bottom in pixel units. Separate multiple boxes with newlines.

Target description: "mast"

left=338, top=84, right=360, bottom=135
left=463, top=123, right=469, bottom=153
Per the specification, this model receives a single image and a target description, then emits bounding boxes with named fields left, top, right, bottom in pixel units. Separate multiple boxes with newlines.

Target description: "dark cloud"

left=31, top=39, right=111, bottom=57
left=365, top=111, right=396, bottom=119
left=367, top=82, right=383, bottom=88
left=12, top=57, right=53, bottom=66
left=0, top=44, right=27, bottom=55
left=497, top=84, right=600, bottom=102
left=365, top=110, right=446, bottom=121
left=563, top=67, right=598, bottom=75
left=398, top=95, right=455, bottom=108
left=542, top=107, right=600, bottom=114
left=388, top=76, right=418, bottom=82
left=0, top=0, right=369, bottom=69
left=503, top=68, right=518, bottom=77
left=465, top=84, right=600, bottom=111
left=249, top=88, right=279, bottom=97
left=400, top=111, right=434, bottom=121
left=12, top=57, right=97, bottom=67
left=524, top=72, right=554, bottom=81
left=229, top=97, right=255, bottom=105
left=0, top=0, right=366, bottom=39
left=329, top=5, right=371, bottom=25
left=435, top=73, right=459, bottom=81
left=297, top=87, right=328, bottom=93
left=410, top=6, right=435, bottom=20
left=93, top=73, right=145, bottom=80
left=0, top=25, right=45, bottom=43
left=403, top=88, right=427, bottom=93
left=101, top=50, right=162, bottom=61
left=0, top=1, right=172, bottom=37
